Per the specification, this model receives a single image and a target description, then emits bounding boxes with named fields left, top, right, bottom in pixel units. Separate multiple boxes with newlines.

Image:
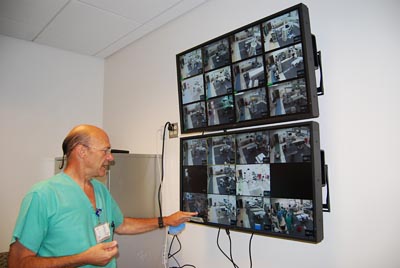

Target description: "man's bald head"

left=62, top=125, right=107, bottom=158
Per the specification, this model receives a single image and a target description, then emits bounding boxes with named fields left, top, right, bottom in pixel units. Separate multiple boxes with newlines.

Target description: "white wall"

left=0, top=35, right=104, bottom=251
left=104, top=0, right=400, bottom=268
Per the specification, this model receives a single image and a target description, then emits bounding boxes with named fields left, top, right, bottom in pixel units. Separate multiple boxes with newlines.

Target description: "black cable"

left=226, top=229, right=236, bottom=267
left=216, top=228, right=239, bottom=268
left=168, top=235, right=182, bottom=260
left=168, top=235, right=182, bottom=268
left=158, top=121, right=171, bottom=225
left=168, top=235, right=177, bottom=257
left=249, top=233, right=254, bottom=268
left=226, top=229, right=239, bottom=268
left=168, top=235, right=196, bottom=268
left=161, top=122, right=196, bottom=268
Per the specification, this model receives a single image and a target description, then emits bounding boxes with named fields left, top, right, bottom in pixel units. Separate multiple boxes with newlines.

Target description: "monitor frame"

left=179, top=121, right=323, bottom=243
left=177, top=3, right=319, bottom=134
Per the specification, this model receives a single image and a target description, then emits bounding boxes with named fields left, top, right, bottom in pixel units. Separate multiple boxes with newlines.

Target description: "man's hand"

left=80, top=241, right=119, bottom=266
left=165, top=211, right=198, bottom=226
left=115, top=211, right=199, bottom=235
left=8, top=240, right=119, bottom=268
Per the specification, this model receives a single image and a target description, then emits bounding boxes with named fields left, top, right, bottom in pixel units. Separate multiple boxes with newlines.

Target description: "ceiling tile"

left=96, top=0, right=208, bottom=58
left=0, top=17, right=40, bottom=40
left=35, top=0, right=141, bottom=55
left=79, top=0, right=182, bottom=24
left=0, top=0, right=69, bottom=40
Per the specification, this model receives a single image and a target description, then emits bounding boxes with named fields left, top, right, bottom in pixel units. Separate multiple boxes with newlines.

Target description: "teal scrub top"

left=11, top=172, right=124, bottom=268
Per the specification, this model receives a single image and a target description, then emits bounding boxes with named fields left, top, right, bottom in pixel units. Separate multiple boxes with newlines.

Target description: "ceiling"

left=0, top=0, right=207, bottom=58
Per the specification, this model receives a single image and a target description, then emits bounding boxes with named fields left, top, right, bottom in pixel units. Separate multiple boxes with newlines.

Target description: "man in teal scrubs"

left=8, top=124, right=197, bottom=267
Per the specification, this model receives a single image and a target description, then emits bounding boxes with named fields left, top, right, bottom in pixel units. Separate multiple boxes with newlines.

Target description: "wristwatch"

left=158, top=216, right=164, bottom=228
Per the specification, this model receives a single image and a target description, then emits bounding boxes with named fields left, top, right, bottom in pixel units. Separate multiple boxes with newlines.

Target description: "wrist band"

left=158, top=216, right=164, bottom=228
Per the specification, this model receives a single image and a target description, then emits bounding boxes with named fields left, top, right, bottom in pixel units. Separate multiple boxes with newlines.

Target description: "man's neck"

left=64, top=165, right=90, bottom=189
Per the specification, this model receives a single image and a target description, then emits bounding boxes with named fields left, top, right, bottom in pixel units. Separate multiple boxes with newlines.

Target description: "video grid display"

left=181, top=121, right=322, bottom=242
left=177, top=4, right=318, bottom=133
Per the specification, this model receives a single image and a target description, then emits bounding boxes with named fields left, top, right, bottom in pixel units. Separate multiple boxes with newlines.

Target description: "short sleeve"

left=11, top=192, right=49, bottom=253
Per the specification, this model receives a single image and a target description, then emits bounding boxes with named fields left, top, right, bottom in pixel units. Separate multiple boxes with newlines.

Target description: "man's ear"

left=76, top=144, right=87, bottom=159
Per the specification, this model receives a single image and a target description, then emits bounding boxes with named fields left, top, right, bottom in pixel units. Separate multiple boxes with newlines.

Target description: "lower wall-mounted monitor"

left=180, top=121, right=323, bottom=243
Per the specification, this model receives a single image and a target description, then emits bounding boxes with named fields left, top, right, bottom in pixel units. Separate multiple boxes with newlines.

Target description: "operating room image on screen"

left=235, top=87, right=268, bottom=122
left=230, top=25, right=263, bottom=62
left=207, top=194, right=237, bottom=226
left=237, top=196, right=271, bottom=231
left=265, top=43, right=304, bottom=86
left=236, top=130, right=271, bottom=164
left=269, top=126, right=311, bottom=163
left=179, top=48, right=203, bottom=79
left=263, top=10, right=301, bottom=52
left=269, top=78, right=308, bottom=116
left=207, top=135, right=236, bottom=165
left=182, top=101, right=207, bottom=131
left=182, top=192, right=208, bottom=223
left=208, top=165, right=236, bottom=195
left=205, top=66, right=232, bottom=99
left=233, top=56, right=265, bottom=92
left=181, top=75, right=205, bottom=105
left=236, top=164, right=270, bottom=197
left=269, top=198, right=314, bottom=237
left=207, top=95, right=235, bottom=126
left=182, top=138, right=208, bottom=166
left=203, top=38, right=231, bottom=72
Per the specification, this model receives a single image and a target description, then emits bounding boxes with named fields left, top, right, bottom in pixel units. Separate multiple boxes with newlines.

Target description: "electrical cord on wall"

left=249, top=233, right=254, bottom=268
left=168, top=234, right=196, bottom=268
left=216, top=228, right=255, bottom=268
left=158, top=121, right=171, bottom=227
left=217, top=228, right=239, bottom=268
left=168, top=235, right=181, bottom=263
left=159, top=121, right=196, bottom=268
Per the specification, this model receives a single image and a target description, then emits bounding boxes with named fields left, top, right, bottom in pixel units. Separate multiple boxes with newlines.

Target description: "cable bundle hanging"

left=216, top=228, right=255, bottom=268
left=158, top=121, right=171, bottom=227
left=168, top=234, right=196, bottom=268
left=217, top=228, right=239, bottom=268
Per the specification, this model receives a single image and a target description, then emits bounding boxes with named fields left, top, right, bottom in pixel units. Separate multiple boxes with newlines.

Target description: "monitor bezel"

left=177, top=3, right=319, bottom=134
left=179, top=121, right=323, bottom=243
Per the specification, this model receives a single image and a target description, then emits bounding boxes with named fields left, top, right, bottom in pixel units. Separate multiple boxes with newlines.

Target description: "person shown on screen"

left=8, top=124, right=197, bottom=268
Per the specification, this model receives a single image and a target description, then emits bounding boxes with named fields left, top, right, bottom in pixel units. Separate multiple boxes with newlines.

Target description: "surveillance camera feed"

left=230, top=25, right=263, bottom=63
left=179, top=48, right=203, bottom=80
left=233, top=56, right=265, bottom=92
left=269, top=79, right=307, bottom=116
left=180, top=121, right=323, bottom=242
left=235, top=87, right=268, bottom=122
left=262, top=10, right=302, bottom=52
left=204, top=38, right=231, bottom=72
left=177, top=4, right=318, bottom=133
left=205, top=66, right=232, bottom=98
left=207, top=95, right=235, bottom=126
left=181, top=75, right=205, bottom=104
left=265, top=43, right=304, bottom=86
left=182, top=102, right=207, bottom=129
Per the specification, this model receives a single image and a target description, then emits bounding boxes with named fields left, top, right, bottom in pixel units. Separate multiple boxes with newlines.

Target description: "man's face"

left=84, top=133, right=114, bottom=178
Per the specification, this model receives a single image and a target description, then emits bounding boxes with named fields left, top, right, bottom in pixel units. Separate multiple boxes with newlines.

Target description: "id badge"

left=94, top=222, right=111, bottom=243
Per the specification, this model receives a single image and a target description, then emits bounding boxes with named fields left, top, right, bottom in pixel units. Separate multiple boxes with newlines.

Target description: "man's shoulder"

left=28, top=173, right=70, bottom=194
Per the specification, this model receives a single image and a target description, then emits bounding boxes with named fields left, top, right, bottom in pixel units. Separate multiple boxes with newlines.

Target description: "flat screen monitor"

left=177, top=3, right=319, bottom=133
left=180, top=121, right=323, bottom=242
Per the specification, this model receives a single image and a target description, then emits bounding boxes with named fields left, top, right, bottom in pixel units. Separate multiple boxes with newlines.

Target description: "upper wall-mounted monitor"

left=180, top=121, right=323, bottom=243
left=177, top=3, right=319, bottom=133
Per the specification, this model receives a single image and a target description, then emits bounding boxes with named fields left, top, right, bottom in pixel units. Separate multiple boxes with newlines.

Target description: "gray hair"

left=59, top=125, right=95, bottom=169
